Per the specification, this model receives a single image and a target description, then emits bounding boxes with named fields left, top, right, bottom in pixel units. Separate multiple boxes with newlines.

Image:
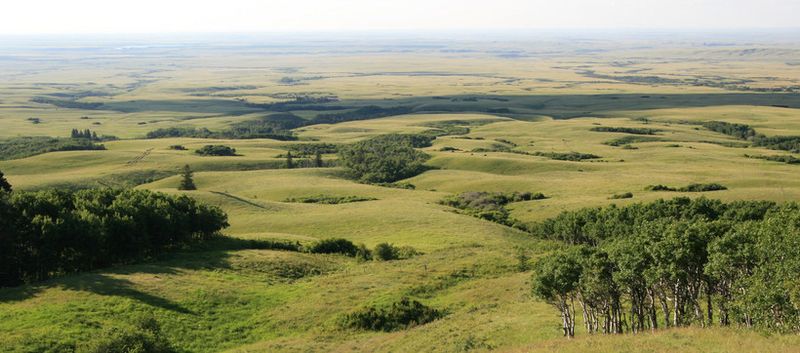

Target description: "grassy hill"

left=2, top=37, right=800, bottom=352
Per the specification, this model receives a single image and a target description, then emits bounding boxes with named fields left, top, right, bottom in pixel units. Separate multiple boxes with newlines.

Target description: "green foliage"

left=178, top=165, right=196, bottom=190
left=745, top=154, right=800, bottom=164
left=532, top=198, right=800, bottom=335
left=753, top=134, right=800, bottom=153
left=340, top=297, right=443, bottom=332
left=283, top=195, right=377, bottom=204
left=532, top=151, right=601, bottom=161
left=146, top=114, right=303, bottom=140
left=645, top=183, right=727, bottom=192
left=311, top=106, right=414, bottom=125
left=702, top=121, right=757, bottom=140
left=78, top=315, right=176, bottom=353
left=0, top=136, right=106, bottom=161
left=338, top=134, right=431, bottom=183
left=609, top=192, right=633, bottom=199
left=440, top=191, right=546, bottom=226
left=590, top=126, right=661, bottom=135
left=284, top=143, right=339, bottom=156
left=195, top=145, right=237, bottom=156
left=168, top=145, right=187, bottom=150
left=0, top=170, right=11, bottom=192
left=0, top=188, right=228, bottom=287
left=307, top=238, right=358, bottom=257
left=603, top=135, right=662, bottom=146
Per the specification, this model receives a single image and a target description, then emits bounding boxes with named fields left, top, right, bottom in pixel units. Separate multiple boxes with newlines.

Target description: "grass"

left=3, top=38, right=800, bottom=352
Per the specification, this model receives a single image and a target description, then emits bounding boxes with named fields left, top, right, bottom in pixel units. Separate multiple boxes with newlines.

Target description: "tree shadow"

left=0, top=236, right=299, bottom=309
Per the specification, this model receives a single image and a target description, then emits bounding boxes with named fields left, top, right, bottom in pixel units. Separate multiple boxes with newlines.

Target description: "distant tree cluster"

left=311, top=106, right=414, bottom=125
left=338, top=134, right=432, bottom=183
left=701, top=120, right=800, bottom=153
left=71, top=128, right=100, bottom=140
left=283, top=194, right=376, bottom=204
left=0, top=188, right=228, bottom=287
left=532, top=151, right=601, bottom=161
left=645, top=183, right=727, bottom=192
left=590, top=126, right=662, bottom=135
left=531, top=197, right=800, bottom=337
left=195, top=145, right=237, bottom=156
left=0, top=136, right=106, bottom=161
left=701, top=121, right=757, bottom=140
left=145, top=114, right=304, bottom=141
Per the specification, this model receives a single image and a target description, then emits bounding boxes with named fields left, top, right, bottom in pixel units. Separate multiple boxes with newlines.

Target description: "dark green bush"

left=340, top=297, right=443, bottom=331
left=195, top=145, right=237, bottom=156
left=532, top=151, right=601, bottom=161
left=0, top=136, right=106, bottom=161
left=307, top=238, right=358, bottom=256
left=440, top=191, right=546, bottom=226
left=78, top=316, right=175, bottom=353
left=283, top=195, right=376, bottom=204
left=609, top=192, right=633, bottom=199
left=373, top=243, right=400, bottom=261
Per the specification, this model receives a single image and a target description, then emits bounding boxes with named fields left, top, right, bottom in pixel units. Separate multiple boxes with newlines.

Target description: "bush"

left=532, top=151, right=601, bottom=161
left=338, top=134, right=431, bottom=183
left=283, top=195, right=376, bottom=204
left=373, top=243, right=400, bottom=261
left=78, top=316, right=175, bottom=353
left=195, top=145, right=237, bottom=156
left=645, top=183, right=727, bottom=192
left=609, top=192, right=633, bottom=199
left=340, top=297, right=443, bottom=331
left=307, top=238, right=358, bottom=256
left=168, top=145, right=187, bottom=150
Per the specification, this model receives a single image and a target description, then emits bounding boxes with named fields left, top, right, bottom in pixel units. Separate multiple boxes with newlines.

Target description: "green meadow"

left=2, top=36, right=800, bottom=352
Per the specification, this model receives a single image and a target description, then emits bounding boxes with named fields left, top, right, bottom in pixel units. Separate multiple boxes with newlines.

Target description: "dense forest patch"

left=0, top=188, right=228, bottom=287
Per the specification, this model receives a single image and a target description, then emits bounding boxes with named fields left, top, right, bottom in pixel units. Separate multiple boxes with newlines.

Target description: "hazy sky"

left=1, top=0, right=798, bottom=34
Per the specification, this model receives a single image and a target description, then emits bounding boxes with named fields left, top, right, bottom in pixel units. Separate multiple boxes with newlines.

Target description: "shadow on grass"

left=0, top=236, right=302, bottom=310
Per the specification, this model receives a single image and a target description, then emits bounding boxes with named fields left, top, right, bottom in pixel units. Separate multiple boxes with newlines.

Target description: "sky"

left=1, top=0, right=798, bottom=34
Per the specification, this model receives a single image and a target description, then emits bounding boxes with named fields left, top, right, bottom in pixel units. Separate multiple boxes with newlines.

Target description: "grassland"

left=2, top=34, right=800, bottom=352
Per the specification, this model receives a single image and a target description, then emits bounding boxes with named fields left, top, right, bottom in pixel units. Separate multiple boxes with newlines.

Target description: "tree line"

left=338, top=134, right=432, bottom=183
left=0, top=187, right=228, bottom=287
left=530, top=197, right=800, bottom=337
left=702, top=120, right=800, bottom=152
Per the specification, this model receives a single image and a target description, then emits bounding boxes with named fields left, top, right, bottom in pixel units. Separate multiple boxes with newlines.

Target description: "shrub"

left=78, top=315, right=175, bottom=353
left=283, top=195, right=376, bottom=204
left=609, top=192, right=633, bottom=199
left=373, top=243, right=400, bottom=261
left=307, top=238, right=358, bottom=256
left=195, top=145, right=237, bottom=156
left=440, top=191, right=546, bottom=225
left=340, top=297, right=443, bottom=331
left=168, top=145, right=187, bottom=150
left=532, top=151, right=601, bottom=161
left=355, top=243, right=373, bottom=261
left=645, top=183, right=727, bottom=192
left=0, top=136, right=106, bottom=161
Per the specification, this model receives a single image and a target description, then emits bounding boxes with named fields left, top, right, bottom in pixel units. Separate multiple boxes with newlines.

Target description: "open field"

left=2, top=34, right=800, bottom=352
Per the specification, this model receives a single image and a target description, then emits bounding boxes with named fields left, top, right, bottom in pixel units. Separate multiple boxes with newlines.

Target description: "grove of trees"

left=0, top=188, right=228, bottom=287
left=531, top=197, right=800, bottom=337
left=338, top=134, right=432, bottom=183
